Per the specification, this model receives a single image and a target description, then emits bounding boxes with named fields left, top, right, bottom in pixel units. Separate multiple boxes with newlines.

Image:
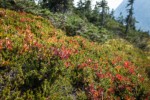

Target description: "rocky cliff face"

left=115, top=0, right=150, bottom=32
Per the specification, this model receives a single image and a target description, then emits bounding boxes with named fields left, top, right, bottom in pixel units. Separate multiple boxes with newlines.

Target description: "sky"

left=74, top=0, right=123, bottom=10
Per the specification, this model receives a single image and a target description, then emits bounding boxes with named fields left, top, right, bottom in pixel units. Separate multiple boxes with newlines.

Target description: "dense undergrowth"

left=36, top=8, right=150, bottom=52
left=0, top=8, right=150, bottom=99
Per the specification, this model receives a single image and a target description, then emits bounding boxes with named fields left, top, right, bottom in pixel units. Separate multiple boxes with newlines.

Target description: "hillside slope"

left=0, top=8, right=150, bottom=99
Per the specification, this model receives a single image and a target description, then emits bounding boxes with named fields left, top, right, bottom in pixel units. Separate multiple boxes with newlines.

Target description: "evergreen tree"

left=0, top=0, right=16, bottom=9
left=93, top=2, right=100, bottom=15
left=77, top=0, right=84, bottom=10
left=0, top=0, right=37, bottom=11
left=90, top=2, right=100, bottom=24
left=63, top=0, right=73, bottom=13
left=76, top=0, right=92, bottom=18
left=84, top=0, right=92, bottom=19
left=125, top=0, right=136, bottom=34
left=117, top=12, right=124, bottom=25
left=76, top=0, right=85, bottom=16
left=97, top=0, right=109, bottom=27
left=40, top=0, right=73, bottom=13
left=84, top=0, right=92, bottom=12
left=110, top=9, right=115, bottom=19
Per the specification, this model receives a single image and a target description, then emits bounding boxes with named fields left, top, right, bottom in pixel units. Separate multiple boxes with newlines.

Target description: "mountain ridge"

left=115, top=0, right=150, bottom=32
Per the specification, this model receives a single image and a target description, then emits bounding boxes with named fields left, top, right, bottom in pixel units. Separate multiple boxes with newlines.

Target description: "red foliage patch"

left=51, top=46, right=72, bottom=60
left=5, top=38, right=13, bottom=50
left=116, top=74, right=124, bottom=81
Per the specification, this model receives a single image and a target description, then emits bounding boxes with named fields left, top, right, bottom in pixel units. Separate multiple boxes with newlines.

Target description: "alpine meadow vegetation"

left=0, top=8, right=150, bottom=99
left=0, top=0, right=150, bottom=99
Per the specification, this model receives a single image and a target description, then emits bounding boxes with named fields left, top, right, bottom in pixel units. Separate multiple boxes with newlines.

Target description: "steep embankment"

left=0, top=8, right=149, bottom=99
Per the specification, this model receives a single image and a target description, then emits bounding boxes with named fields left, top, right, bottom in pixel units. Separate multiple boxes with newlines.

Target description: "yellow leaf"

left=115, top=66, right=122, bottom=73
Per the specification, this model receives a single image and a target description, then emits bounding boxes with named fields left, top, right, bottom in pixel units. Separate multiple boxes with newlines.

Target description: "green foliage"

left=44, top=12, right=114, bottom=43
left=96, top=0, right=109, bottom=27
left=0, top=8, right=149, bottom=100
left=39, top=0, right=73, bottom=13
left=125, top=0, right=136, bottom=34
left=0, top=0, right=37, bottom=11
left=75, top=0, right=92, bottom=18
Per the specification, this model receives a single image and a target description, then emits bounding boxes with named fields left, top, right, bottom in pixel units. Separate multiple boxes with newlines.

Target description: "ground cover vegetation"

left=0, top=0, right=150, bottom=99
